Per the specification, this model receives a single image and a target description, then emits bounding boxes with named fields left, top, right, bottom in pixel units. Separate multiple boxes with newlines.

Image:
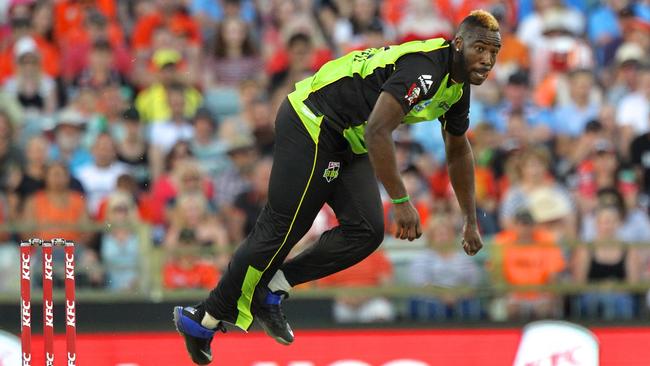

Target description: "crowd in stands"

left=0, top=0, right=649, bottom=323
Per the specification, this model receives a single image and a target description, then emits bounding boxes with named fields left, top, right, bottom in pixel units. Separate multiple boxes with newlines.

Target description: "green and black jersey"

left=287, top=38, right=470, bottom=154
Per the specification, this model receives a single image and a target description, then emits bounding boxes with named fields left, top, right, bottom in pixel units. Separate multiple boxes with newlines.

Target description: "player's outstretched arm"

left=443, top=129, right=483, bottom=255
left=366, top=92, right=422, bottom=241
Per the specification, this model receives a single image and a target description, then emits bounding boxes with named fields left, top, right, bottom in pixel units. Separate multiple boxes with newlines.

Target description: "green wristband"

left=391, top=195, right=410, bottom=204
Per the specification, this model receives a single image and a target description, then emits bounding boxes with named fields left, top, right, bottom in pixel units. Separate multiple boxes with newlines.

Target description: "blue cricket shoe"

left=173, top=304, right=226, bottom=365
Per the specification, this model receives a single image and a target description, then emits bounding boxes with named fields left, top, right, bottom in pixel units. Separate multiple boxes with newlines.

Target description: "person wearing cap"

left=2, top=36, right=57, bottom=116
left=134, top=48, right=202, bottom=123
left=48, top=107, right=93, bottom=176
left=149, top=82, right=195, bottom=153
left=174, top=10, right=500, bottom=364
left=212, top=134, right=258, bottom=212
left=616, top=66, right=650, bottom=153
left=608, top=42, right=646, bottom=105
left=115, top=107, right=156, bottom=190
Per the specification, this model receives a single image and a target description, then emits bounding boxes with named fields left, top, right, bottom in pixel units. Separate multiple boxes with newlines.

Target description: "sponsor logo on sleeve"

left=418, top=74, right=433, bottom=94
left=404, top=83, right=421, bottom=106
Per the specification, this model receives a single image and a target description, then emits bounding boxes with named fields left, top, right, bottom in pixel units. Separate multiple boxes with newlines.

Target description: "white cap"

left=14, top=36, right=39, bottom=59
left=615, top=42, right=646, bottom=65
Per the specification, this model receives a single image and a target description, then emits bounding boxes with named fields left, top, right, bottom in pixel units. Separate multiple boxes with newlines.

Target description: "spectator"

left=3, top=36, right=57, bottom=117
left=485, top=70, right=553, bottom=139
left=0, top=109, right=23, bottom=193
left=581, top=188, right=650, bottom=245
left=608, top=43, right=646, bottom=105
left=0, top=191, right=18, bottom=293
left=268, top=33, right=315, bottom=96
left=0, top=3, right=60, bottom=82
left=493, top=209, right=565, bottom=320
left=203, top=16, right=261, bottom=88
left=149, top=82, right=195, bottom=154
left=190, top=108, right=228, bottom=179
left=75, top=133, right=129, bottom=217
left=163, top=192, right=229, bottom=270
left=22, top=162, right=102, bottom=286
left=213, top=135, right=258, bottom=210
left=60, top=9, right=131, bottom=83
left=551, top=69, right=601, bottom=137
left=406, top=213, right=482, bottom=321
left=499, top=146, right=574, bottom=231
left=190, top=0, right=256, bottom=40
left=100, top=191, right=141, bottom=292
left=72, top=39, right=128, bottom=93
left=396, top=0, right=452, bottom=42
left=115, top=107, right=157, bottom=189
left=10, top=135, right=83, bottom=219
left=131, top=0, right=201, bottom=87
left=150, top=155, right=214, bottom=224
left=317, top=248, right=396, bottom=323
left=231, top=157, right=272, bottom=241
left=617, top=66, right=650, bottom=156
left=134, top=48, right=202, bottom=123
left=163, top=241, right=221, bottom=290
left=572, top=203, right=641, bottom=320
left=48, top=107, right=93, bottom=176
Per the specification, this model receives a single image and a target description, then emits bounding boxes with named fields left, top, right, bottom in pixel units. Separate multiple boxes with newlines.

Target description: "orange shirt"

left=31, top=191, right=86, bottom=243
left=53, top=0, right=117, bottom=43
left=494, top=229, right=565, bottom=286
left=132, top=13, right=201, bottom=50
left=163, top=259, right=219, bottom=289
left=318, top=250, right=393, bottom=287
left=0, top=35, right=60, bottom=82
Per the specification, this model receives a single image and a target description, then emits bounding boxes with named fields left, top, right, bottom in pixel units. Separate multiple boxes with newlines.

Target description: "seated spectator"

left=10, top=135, right=83, bottom=219
left=134, top=49, right=202, bottom=123
left=72, top=39, right=129, bottom=93
left=100, top=192, right=141, bottom=292
left=230, top=157, right=272, bottom=241
left=75, top=133, right=129, bottom=218
left=500, top=146, right=575, bottom=233
left=0, top=192, right=18, bottom=292
left=213, top=136, right=258, bottom=211
left=3, top=36, right=57, bottom=117
left=572, top=203, right=641, bottom=320
left=163, top=243, right=221, bottom=290
left=163, top=192, right=229, bottom=271
left=493, top=209, right=565, bottom=320
left=60, top=10, right=131, bottom=83
left=406, top=213, right=482, bottom=321
left=268, top=33, right=316, bottom=97
left=615, top=58, right=650, bottom=153
left=551, top=69, right=601, bottom=137
left=95, top=174, right=153, bottom=223
left=48, top=108, right=94, bottom=176
left=0, top=109, right=24, bottom=194
left=149, top=82, right=195, bottom=154
left=317, top=248, right=396, bottom=323
left=190, top=108, right=228, bottom=179
left=114, top=107, right=157, bottom=189
left=22, top=162, right=102, bottom=287
left=397, top=0, right=453, bottom=42
left=150, top=156, right=214, bottom=225
left=203, top=17, right=261, bottom=88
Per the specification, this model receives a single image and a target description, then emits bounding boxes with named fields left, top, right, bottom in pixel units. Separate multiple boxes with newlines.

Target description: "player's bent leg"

left=173, top=304, right=226, bottom=365
left=253, top=286, right=294, bottom=345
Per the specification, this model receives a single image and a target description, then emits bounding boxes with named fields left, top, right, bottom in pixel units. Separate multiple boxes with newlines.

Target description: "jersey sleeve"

left=439, top=83, right=470, bottom=136
left=380, top=53, right=445, bottom=114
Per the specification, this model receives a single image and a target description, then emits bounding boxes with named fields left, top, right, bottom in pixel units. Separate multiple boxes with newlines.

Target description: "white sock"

left=268, top=270, right=292, bottom=293
left=201, top=311, right=220, bottom=329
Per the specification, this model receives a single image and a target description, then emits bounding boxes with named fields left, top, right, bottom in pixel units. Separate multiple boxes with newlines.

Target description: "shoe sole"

left=173, top=306, right=212, bottom=365
left=258, top=320, right=293, bottom=346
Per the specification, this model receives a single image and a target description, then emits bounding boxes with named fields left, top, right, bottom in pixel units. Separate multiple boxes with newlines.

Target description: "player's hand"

left=393, top=202, right=422, bottom=241
left=461, top=222, right=483, bottom=256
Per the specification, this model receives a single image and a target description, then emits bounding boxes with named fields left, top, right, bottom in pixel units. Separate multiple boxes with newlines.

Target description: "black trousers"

left=204, top=99, right=384, bottom=330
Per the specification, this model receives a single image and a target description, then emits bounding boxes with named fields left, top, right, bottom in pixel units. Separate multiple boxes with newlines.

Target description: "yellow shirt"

left=135, top=83, right=203, bottom=123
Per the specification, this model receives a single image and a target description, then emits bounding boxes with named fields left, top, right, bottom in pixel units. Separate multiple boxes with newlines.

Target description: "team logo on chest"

left=323, top=161, right=340, bottom=182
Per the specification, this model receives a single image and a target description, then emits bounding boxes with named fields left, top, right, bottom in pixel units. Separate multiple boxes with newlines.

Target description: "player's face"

left=460, top=30, right=501, bottom=85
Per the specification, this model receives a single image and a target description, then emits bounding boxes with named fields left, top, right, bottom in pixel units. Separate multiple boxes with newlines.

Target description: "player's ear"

left=453, top=36, right=463, bottom=52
